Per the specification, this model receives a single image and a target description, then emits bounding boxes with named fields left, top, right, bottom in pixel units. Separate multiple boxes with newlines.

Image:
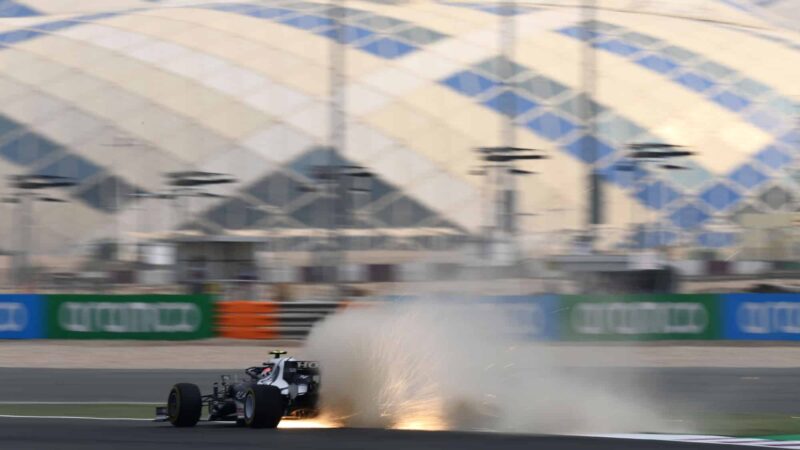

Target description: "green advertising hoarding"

left=560, top=294, right=721, bottom=341
left=45, top=295, right=213, bottom=340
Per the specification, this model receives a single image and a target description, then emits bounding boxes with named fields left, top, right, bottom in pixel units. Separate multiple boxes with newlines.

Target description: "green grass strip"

left=686, top=413, right=800, bottom=437
left=0, top=404, right=158, bottom=419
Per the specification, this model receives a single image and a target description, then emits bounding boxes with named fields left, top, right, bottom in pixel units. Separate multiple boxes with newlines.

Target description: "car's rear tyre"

left=167, top=383, right=202, bottom=427
left=244, top=386, right=284, bottom=428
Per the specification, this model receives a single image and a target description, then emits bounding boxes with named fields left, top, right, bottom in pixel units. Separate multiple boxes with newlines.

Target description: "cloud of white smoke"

left=302, top=300, right=666, bottom=434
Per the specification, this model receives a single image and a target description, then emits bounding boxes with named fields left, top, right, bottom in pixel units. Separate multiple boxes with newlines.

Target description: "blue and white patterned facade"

left=0, top=0, right=797, bottom=260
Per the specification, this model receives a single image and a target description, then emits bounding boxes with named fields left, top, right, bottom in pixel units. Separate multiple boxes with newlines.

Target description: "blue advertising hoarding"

left=374, top=293, right=560, bottom=341
left=722, top=294, right=800, bottom=341
left=488, top=295, right=560, bottom=341
left=0, top=294, right=44, bottom=339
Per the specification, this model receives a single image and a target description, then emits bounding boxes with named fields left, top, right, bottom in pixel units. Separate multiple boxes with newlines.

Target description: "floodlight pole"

left=172, top=190, right=187, bottom=235
left=326, top=0, right=348, bottom=298
left=582, top=0, right=601, bottom=250
left=474, top=148, right=547, bottom=266
left=627, top=144, right=692, bottom=249
left=16, top=192, right=32, bottom=288
left=162, top=173, right=236, bottom=230
left=499, top=1, right=517, bottom=238
left=794, top=99, right=800, bottom=214
left=482, top=1, right=522, bottom=265
left=7, top=175, right=76, bottom=289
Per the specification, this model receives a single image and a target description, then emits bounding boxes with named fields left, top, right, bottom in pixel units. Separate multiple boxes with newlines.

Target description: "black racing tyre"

left=244, top=386, right=284, bottom=429
left=167, top=383, right=202, bottom=427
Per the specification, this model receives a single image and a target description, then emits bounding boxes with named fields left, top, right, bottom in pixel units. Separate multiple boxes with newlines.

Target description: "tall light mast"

left=582, top=0, right=601, bottom=250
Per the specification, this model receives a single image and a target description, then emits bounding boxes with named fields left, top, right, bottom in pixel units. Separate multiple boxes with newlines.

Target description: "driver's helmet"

left=260, top=366, right=273, bottom=378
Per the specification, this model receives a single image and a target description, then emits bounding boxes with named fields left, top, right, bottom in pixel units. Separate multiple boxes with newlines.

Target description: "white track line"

left=0, top=414, right=151, bottom=421
left=0, top=418, right=796, bottom=447
left=0, top=401, right=159, bottom=405
left=592, top=434, right=800, bottom=449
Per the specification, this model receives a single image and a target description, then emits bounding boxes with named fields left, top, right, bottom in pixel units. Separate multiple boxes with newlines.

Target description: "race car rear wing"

left=284, top=360, right=320, bottom=383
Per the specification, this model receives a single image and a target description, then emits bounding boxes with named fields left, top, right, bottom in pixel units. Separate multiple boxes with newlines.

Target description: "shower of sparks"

left=277, top=419, right=337, bottom=429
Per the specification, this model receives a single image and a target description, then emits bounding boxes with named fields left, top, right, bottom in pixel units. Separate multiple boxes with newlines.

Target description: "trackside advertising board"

left=488, top=295, right=560, bottom=341
left=376, top=294, right=560, bottom=341
left=722, top=294, right=800, bottom=341
left=45, top=295, right=213, bottom=340
left=0, top=294, right=44, bottom=339
left=560, top=294, right=721, bottom=341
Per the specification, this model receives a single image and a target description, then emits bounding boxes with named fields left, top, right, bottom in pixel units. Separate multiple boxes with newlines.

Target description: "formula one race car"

left=156, top=351, right=320, bottom=428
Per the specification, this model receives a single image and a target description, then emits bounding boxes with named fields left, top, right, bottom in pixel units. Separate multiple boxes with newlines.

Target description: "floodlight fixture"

left=9, top=174, right=78, bottom=190
left=484, top=154, right=549, bottom=162
left=509, top=168, right=537, bottom=175
left=37, top=196, right=68, bottom=203
left=628, top=142, right=685, bottom=150
left=630, top=150, right=694, bottom=159
left=165, top=171, right=237, bottom=187
left=661, top=164, right=689, bottom=170
left=476, top=146, right=545, bottom=153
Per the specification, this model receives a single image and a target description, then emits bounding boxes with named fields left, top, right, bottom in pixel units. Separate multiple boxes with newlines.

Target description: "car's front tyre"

left=244, top=386, right=284, bottom=428
left=167, top=383, right=202, bottom=427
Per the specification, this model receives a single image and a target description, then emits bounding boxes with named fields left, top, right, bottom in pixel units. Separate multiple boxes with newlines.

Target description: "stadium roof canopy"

left=0, top=0, right=797, bottom=257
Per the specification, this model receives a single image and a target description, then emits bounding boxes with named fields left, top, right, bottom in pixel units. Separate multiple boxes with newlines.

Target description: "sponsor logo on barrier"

left=736, top=302, right=800, bottom=335
left=530, top=303, right=547, bottom=336
left=0, top=302, right=28, bottom=332
left=490, top=295, right=559, bottom=340
left=502, top=303, right=547, bottom=336
left=57, top=302, right=201, bottom=333
left=572, top=302, right=708, bottom=335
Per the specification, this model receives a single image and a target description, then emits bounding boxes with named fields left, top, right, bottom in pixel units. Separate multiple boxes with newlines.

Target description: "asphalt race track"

left=0, top=417, right=749, bottom=450
left=1, top=367, right=799, bottom=450
left=1, top=367, right=799, bottom=414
